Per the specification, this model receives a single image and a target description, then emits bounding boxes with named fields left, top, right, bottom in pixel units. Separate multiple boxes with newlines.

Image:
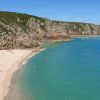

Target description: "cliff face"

left=0, top=11, right=100, bottom=49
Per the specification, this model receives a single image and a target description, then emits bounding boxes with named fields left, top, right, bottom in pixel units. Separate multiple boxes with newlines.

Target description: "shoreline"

left=70, top=34, right=100, bottom=38
left=1, top=35, right=100, bottom=100
left=0, top=47, right=44, bottom=100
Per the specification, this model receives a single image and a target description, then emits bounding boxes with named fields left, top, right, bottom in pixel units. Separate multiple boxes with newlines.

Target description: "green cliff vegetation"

left=0, top=11, right=100, bottom=49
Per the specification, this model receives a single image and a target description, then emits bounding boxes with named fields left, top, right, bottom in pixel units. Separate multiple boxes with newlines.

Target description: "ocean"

left=5, top=37, right=100, bottom=100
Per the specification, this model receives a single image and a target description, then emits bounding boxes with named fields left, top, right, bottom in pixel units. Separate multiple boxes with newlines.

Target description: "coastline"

left=70, top=34, right=100, bottom=38
left=0, top=47, right=44, bottom=100
left=1, top=35, right=99, bottom=100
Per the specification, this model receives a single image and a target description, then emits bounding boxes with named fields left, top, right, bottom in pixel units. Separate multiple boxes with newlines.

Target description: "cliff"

left=0, top=11, right=100, bottom=49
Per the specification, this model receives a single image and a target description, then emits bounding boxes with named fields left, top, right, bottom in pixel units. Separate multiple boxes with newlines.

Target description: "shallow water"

left=5, top=37, right=100, bottom=100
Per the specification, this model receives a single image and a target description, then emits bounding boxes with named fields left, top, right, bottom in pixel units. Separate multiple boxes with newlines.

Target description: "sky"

left=0, top=0, right=100, bottom=24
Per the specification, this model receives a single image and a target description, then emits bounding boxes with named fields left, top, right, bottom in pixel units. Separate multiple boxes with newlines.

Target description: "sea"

left=5, top=37, right=100, bottom=100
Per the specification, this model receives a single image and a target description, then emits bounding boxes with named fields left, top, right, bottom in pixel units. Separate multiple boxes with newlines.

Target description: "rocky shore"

left=0, top=11, right=100, bottom=49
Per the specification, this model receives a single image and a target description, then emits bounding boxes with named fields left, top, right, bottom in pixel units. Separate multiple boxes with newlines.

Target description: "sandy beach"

left=0, top=48, right=43, bottom=100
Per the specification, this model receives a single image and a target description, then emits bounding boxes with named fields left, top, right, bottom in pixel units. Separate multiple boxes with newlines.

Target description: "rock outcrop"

left=0, top=11, right=100, bottom=49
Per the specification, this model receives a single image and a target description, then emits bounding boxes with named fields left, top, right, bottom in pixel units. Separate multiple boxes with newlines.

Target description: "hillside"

left=0, top=11, right=100, bottom=49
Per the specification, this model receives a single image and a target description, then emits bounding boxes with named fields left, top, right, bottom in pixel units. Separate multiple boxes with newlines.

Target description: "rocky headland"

left=0, top=11, right=100, bottom=49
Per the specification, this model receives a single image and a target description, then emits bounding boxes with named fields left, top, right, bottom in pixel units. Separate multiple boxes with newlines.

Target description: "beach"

left=6, top=37, right=100, bottom=100
left=0, top=48, right=43, bottom=100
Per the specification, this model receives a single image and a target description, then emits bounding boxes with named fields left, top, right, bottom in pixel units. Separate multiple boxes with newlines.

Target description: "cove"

left=6, top=37, right=100, bottom=100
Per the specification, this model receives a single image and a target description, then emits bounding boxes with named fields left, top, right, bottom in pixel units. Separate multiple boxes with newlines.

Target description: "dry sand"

left=0, top=48, right=43, bottom=100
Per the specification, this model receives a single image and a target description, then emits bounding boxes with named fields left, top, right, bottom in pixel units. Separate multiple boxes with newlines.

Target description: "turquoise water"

left=17, top=37, right=100, bottom=100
